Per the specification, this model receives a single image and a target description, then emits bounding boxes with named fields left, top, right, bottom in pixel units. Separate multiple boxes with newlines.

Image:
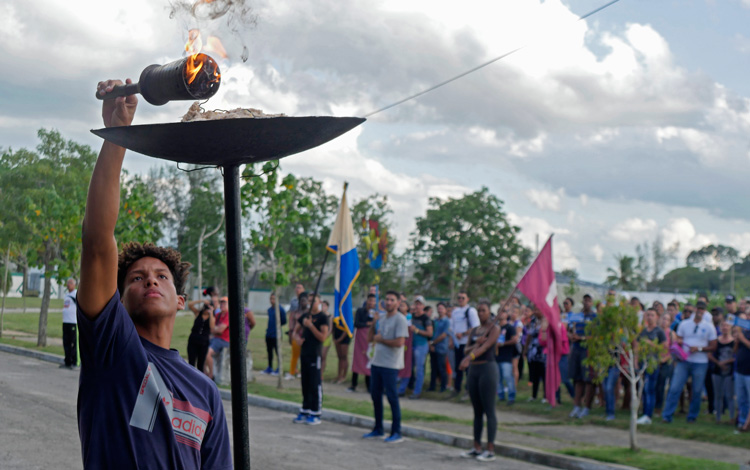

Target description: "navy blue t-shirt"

left=77, top=292, right=232, bottom=469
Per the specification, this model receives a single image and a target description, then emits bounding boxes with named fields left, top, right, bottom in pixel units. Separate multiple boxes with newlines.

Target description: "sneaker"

left=476, top=451, right=496, bottom=462
left=636, top=415, right=652, bottom=425
left=460, top=449, right=482, bottom=459
left=261, top=367, right=273, bottom=375
left=305, top=415, right=321, bottom=425
left=284, top=373, right=295, bottom=380
left=527, top=397, right=536, bottom=402
left=346, top=387, right=356, bottom=393
left=384, top=433, right=404, bottom=444
left=569, top=406, right=581, bottom=418
left=271, top=369, right=279, bottom=376
left=541, top=398, right=548, bottom=404
left=605, top=414, right=616, bottom=421
left=362, top=430, right=385, bottom=439
left=293, top=412, right=308, bottom=424
left=408, top=394, right=420, bottom=400
left=296, top=373, right=302, bottom=378
left=577, top=407, right=590, bottom=419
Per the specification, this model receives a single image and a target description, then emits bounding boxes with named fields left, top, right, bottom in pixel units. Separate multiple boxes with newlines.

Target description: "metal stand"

left=223, top=165, right=250, bottom=469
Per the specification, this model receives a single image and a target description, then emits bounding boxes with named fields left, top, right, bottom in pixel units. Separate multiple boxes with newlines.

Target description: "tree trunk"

left=37, top=260, right=52, bottom=347
left=627, top=353, right=640, bottom=451
left=21, top=263, right=27, bottom=314
left=0, top=242, right=10, bottom=338
left=197, top=224, right=206, bottom=301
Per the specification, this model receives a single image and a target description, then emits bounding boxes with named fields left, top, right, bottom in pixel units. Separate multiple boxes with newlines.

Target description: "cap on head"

left=726, top=294, right=736, bottom=303
left=696, top=300, right=707, bottom=309
left=414, top=295, right=426, bottom=304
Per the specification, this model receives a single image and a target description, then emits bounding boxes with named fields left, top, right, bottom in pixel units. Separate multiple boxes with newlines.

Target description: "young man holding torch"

left=74, top=79, right=231, bottom=469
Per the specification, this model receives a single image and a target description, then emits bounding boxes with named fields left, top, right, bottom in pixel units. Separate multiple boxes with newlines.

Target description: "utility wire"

left=364, top=0, right=622, bottom=118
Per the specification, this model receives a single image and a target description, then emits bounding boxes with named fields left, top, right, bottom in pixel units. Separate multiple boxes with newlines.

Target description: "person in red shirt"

left=205, top=297, right=230, bottom=380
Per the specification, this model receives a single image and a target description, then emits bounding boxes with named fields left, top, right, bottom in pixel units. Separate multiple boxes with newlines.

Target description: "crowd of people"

left=184, top=282, right=750, bottom=462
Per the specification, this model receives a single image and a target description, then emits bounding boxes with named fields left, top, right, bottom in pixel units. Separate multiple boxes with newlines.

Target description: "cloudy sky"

left=3, top=0, right=750, bottom=283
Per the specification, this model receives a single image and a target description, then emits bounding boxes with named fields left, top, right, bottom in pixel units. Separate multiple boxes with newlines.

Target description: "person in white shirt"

left=450, top=291, right=480, bottom=396
left=61, top=278, right=78, bottom=369
left=661, top=300, right=717, bottom=423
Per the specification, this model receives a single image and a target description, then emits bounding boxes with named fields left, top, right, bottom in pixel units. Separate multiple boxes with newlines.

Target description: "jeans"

left=429, top=350, right=448, bottom=391
left=412, top=343, right=429, bottom=395
left=497, top=361, right=516, bottom=401
left=655, top=362, right=673, bottom=410
left=736, top=372, right=750, bottom=427
left=642, top=367, right=659, bottom=417
left=661, top=361, right=708, bottom=422
left=370, top=365, right=401, bottom=435
left=558, top=355, right=574, bottom=400
left=712, top=374, right=734, bottom=422
left=604, top=366, right=619, bottom=416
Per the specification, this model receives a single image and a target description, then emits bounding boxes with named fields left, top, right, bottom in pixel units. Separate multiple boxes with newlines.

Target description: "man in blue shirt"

left=78, top=80, right=232, bottom=469
left=263, top=292, right=287, bottom=375
left=568, top=294, right=597, bottom=419
left=428, top=302, right=451, bottom=392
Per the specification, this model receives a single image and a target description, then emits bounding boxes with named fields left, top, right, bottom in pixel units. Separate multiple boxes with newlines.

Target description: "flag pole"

left=312, top=182, right=348, bottom=299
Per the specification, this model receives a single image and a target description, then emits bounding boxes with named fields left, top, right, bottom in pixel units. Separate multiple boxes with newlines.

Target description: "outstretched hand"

left=97, top=79, right=138, bottom=127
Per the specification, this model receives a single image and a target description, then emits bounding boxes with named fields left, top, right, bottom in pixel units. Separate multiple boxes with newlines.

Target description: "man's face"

left=694, top=306, right=705, bottom=323
left=67, top=279, right=76, bottom=292
left=295, top=284, right=304, bottom=296
left=385, top=294, right=399, bottom=312
left=413, top=300, right=424, bottom=315
left=683, top=306, right=694, bottom=318
left=366, top=296, right=376, bottom=309
left=667, top=305, right=677, bottom=317
left=369, top=286, right=377, bottom=295
left=645, top=310, right=657, bottom=326
left=270, top=294, right=276, bottom=306
left=726, top=301, right=737, bottom=313
left=220, top=300, right=228, bottom=313
left=563, top=299, right=572, bottom=312
left=457, top=293, right=468, bottom=307
left=583, top=297, right=592, bottom=310
left=498, top=312, right=508, bottom=326
left=122, top=256, right=184, bottom=325
left=299, top=296, right=309, bottom=310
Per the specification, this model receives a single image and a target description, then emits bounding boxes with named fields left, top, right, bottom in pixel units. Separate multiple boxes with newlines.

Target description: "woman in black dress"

left=187, top=300, right=216, bottom=374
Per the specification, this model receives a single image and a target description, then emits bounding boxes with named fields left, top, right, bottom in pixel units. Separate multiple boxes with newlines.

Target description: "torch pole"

left=222, top=165, right=251, bottom=470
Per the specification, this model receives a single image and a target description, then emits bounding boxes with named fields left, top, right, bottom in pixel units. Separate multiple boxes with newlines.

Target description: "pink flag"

left=516, top=236, right=562, bottom=407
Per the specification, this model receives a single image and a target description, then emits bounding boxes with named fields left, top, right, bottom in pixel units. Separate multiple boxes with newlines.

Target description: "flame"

left=183, top=28, right=221, bottom=87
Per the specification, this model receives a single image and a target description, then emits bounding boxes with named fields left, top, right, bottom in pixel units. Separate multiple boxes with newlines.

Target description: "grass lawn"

left=559, top=446, right=738, bottom=470
left=1, top=297, right=63, bottom=309
left=0, top=337, right=65, bottom=357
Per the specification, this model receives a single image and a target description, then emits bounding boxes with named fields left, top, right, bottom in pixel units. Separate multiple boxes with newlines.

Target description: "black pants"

left=62, top=323, right=77, bottom=367
left=455, top=345, right=467, bottom=392
left=705, top=368, right=715, bottom=413
left=467, top=362, right=498, bottom=445
left=429, top=351, right=448, bottom=391
left=265, top=336, right=279, bottom=369
left=351, top=372, right=371, bottom=392
left=529, top=361, right=545, bottom=399
left=187, top=337, right=209, bottom=372
left=300, top=354, right=322, bottom=416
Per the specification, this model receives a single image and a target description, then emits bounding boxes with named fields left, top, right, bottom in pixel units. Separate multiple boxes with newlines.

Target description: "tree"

left=0, top=129, right=97, bottom=346
left=584, top=302, right=663, bottom=450
left=686, top=244, right=739, bottom=271
left=409, top=187, right=528, bottom=300
left=116, top=172, right=165, bottom=248
left=241, top=163, right=313, bottom=388
left=605, top=254, right=645, bottom=291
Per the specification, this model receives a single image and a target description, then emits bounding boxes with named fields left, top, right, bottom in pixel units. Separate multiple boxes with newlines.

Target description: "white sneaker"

left=476, top=451, right=496, bottom=462
left=284, top=373, right=295, bottom=380
left=541, top=398, right=548, bottom=404
left=577, top=407, right=590, bottom=419
left=636, top=415, right=652, bottom=425
left=569, top=406, right=581, bottom=418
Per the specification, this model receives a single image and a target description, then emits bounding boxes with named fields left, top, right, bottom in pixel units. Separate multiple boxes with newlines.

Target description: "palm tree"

left=606, top=254, right=645, bottom=290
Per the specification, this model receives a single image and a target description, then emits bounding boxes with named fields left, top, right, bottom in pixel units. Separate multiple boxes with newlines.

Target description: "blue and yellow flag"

left=327, top=184, right=359, bottom=337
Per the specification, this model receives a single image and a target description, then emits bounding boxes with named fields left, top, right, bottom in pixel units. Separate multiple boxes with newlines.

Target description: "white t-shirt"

left=63, top=289, right=78, bottom=324
left=676, top=317, right=717, bottom=364
left=450, top=306, right=480, bottom=346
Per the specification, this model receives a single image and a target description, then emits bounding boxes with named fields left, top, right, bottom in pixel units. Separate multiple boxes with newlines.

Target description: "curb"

left=0, top=343, right=65, bottom=365
left=221, top=391, right=636, bottom=470
left=1, top=343, right=633, bottom=470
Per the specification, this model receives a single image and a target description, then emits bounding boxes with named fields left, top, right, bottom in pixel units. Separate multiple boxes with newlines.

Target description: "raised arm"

left=78, top=79, right=138, bottom=319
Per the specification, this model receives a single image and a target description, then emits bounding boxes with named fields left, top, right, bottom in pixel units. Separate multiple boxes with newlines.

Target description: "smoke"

left=169, top=0, right=258, bottom=62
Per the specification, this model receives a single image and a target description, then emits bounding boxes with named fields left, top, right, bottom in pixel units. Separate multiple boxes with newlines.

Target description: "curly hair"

left=117, top=242, right=191, bottom=297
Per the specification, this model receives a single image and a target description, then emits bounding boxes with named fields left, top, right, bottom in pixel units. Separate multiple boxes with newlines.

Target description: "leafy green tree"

left=605, top=254, right=644, bottom=290
left=409, top=187, right=528, bottom=300
left=0, top=129, right=96, bottom=346
left=584, top=302, right=663, bottom=450
left=116, top=172, right=164, bottom=247
left=241, top=163, right=313, bottom=388
left=686, top=244, right=739, bottom=271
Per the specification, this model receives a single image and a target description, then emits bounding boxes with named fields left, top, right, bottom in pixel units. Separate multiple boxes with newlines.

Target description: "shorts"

left=333, top=326, right=351, bottom=345
left=210, top=338, right=230, bottom=354
left=569, top=346, right=592, bottom=382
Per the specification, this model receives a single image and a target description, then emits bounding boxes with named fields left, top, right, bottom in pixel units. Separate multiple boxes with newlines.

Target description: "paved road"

left=0, top=351, right=553, bottom=470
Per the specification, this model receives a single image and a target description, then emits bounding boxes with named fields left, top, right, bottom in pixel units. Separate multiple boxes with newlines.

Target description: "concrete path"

left=0, top=351, right=555, bottom=470
left=255, top=370, right=749, bottom=466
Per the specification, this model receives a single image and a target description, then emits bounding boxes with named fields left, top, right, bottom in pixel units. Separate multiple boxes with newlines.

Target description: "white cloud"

left=525, top=188, right=564, bottom=211
left=660, top=218, right=716, bottom=262
left=591, top=244, right=604, bottom=262
left=555, top=240, right=580, bottom=270
left=608, top=218, right=658, bottom=242
left=579, top=194, right=589, bottom=207
left=507, top=213, right=569, bottom=249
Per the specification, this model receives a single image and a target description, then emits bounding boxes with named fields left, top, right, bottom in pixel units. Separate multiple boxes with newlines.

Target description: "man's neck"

left=135, top=319, right=174, bottom=350
left=386, top=309, right=397, bottom=317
